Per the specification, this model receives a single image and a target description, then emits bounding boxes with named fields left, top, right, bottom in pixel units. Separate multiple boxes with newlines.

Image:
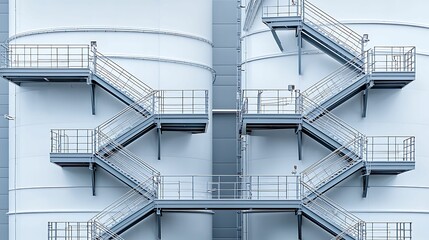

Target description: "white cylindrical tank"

left=242, top=0, right=428, bottom=239
left=8, top=0, right=212, bottom=240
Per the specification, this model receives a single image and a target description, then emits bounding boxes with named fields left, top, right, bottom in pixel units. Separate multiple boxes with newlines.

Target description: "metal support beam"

left=362, top=87, right=368, bottom=118
left=297, top=27, right=302, bottom=75
left=297, top=209, right=302, bottom=240
left=270, top=29, right=284, bottom=52
left=296, top=124, right=303, bottom=160
left=156, top=208, right=162, bottom=240
left=157, top=126, right=162, bottom=160
left=362, top=172, right=369, bottom=198
left=90, top=84, right=96, bottom=115
left=89, top=163, right=96, bottom=196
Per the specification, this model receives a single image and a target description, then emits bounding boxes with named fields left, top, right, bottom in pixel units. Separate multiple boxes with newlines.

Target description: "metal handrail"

left=47, top=221, right=124, bottom=240
left=50, top=129, right=94, bottom=154
left=96, top=132, right=160, bottom=181
left=4, top=44, right=90, bottom=68
left=91, top=49, right=153, bottom=101
left=301, top=95, right=365, bottom=150
left=96, top=92, right=156, bottom=144
left=242, top=89, right=301, bottom=114
left=366, top=136, right=416, bottom=162
left=91, top=178, right=157, bottom=230
left=301, top=138, right=364, bottom=191
left=302, top=182, right=365, bottom=239
left=302, top=51, right=366, bottom=105
left=262, top=0, right=363, bottom=55
left=369, top=47, right=416, bottom=73
left=158, top=175, right=301, bottom=200
left=364, top=222, right=412, bottom=240
left=303, top=0, right=362, bottom=55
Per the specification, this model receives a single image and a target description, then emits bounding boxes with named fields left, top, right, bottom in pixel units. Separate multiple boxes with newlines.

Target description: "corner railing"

left=363, top=222, right=412, bottom=240
left=91, top=178, right=157, bottom=232
left=366, top=136, right=415, bottom=162
left=50, top=129, right=94, bottom=154
left=369, top=47, right=416, bottom=73
left=262, top=0, right=363, bottom=56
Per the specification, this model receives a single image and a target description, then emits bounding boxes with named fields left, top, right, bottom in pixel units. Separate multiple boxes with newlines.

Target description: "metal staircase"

left=90, top=178, right=157, bottom=237
left=239, top=1, right=417, bottom=238
left=262, top=0, right=364, bottom=65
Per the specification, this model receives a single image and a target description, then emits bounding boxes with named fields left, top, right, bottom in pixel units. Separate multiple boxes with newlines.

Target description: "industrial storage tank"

left=241, top=0, right=427, bottom=239
left=8, top=0, right=213, bottom=239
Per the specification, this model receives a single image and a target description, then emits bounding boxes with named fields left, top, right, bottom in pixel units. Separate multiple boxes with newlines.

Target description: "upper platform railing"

left=369, top=47, right=416, bottom=73
left=158, top=175, right=301, bottom=200
left=1, top=44, right=90, bottom=68
left=262, top=0, right=363, bottom=56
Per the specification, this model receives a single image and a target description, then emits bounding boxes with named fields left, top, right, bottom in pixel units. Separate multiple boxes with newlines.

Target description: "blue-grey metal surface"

left=212, top=0, right=241, bottom=238
left=0, top=0, right=8, bottom=238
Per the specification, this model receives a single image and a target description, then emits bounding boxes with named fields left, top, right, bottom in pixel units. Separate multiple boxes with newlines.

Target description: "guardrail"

left=242, top=89, right=301, bottom=114
left=155, top=90, right=209, bottom=114
left=91, top=48, right=153, bottom=101
left=301, top=138, right=364, bottom=191
left=50, top=129, right=94, bottom=154
left=302, top=183, right=365, bottom=240
left=364, top=222, right=412, bottom=240
left=2, top=44, right=90, bottom=68
left=91, top=178, right=157, bottom=231
left=158, top=175, right=301, bottom=200
left=48, top=221, right=124, bottom=240
left=301, top=95, right=365, bottom=152
left=369, top=47, right=416, bottom=73
left=262, top=0, right=363, bottom=55
left=366, top=136, right=415, bottom=162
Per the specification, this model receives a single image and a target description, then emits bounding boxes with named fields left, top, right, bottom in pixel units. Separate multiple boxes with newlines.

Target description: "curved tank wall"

left=8, top=0, right=212, bottom=240
left=242, top=0, right=429, bottom=239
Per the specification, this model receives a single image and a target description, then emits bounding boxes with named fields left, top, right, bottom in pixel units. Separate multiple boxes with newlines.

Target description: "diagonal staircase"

left=90, top=47, right=153, bottom=106
left=262, top=0, right=364, bottom=65
left=90, top=178, right=158, bottom=237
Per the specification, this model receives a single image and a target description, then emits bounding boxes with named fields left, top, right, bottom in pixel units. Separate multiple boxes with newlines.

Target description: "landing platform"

left=0, top=68, right=91, bottom=84
left=242, top=113, right=302, bottom=134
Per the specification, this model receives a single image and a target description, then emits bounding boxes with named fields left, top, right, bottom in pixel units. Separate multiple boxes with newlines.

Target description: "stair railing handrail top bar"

left=330, top=221, right=366, bottom=240
left=301, top=95, right=365, bottom=136
left=301, top=182, right=364, bottom=222
left=303, top=0, right=362, bottom=43
left=300, top=138, right=363, bottom=176
left=302, top=50, right=367, bottom=97
left=159, top=174, right=300, bottom=177
left=97, top=91, right=157, bottom=130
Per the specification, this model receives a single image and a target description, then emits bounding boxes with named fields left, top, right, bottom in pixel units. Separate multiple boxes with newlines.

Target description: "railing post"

left=257, top=90, right=262, bottom=114
left=205, top=90, right=209, bottom=114
left=91, top=41, right=97, bottom=74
